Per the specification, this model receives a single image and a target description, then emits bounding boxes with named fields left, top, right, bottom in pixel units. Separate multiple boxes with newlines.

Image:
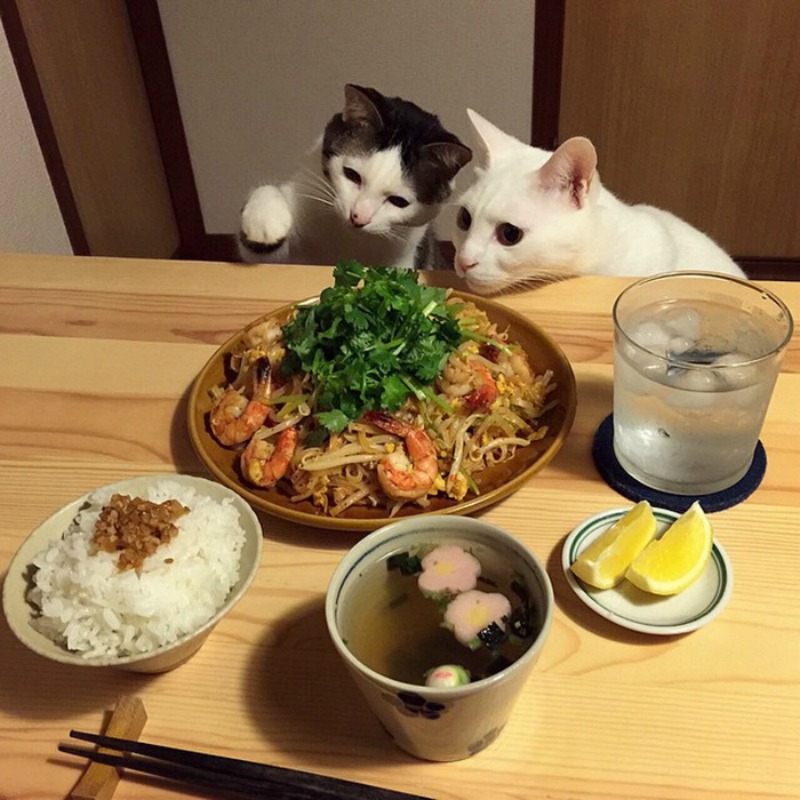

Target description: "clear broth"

left=341, top=540, right=541, bottom=686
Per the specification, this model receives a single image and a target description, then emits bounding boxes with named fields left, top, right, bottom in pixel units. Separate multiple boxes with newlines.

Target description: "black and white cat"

left=452, top=110, right=746, bottom=294
left=239, top=85, right=472, bottom=270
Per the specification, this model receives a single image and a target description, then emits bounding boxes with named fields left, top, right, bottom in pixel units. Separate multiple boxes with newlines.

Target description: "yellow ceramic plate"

left=187, top=291, right=577, bottom=531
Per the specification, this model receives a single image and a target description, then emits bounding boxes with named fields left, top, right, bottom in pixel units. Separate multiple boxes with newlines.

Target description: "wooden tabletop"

left=1, top=253, right=798, bottom=800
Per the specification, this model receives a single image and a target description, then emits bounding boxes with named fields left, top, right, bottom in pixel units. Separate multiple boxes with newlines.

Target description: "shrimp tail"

left=363, top=410, right=407, bottom=436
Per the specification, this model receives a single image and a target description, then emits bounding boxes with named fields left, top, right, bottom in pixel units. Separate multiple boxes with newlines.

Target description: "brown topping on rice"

left=92, top=494, right=189, bottom=572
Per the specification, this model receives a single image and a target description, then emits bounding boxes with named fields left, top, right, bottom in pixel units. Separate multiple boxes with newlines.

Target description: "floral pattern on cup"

left=467, top=724, right=504, bottom=756
left=383, top=690, right=447, bottom=720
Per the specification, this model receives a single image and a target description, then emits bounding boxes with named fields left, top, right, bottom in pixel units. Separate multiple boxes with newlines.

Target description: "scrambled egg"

left=446, top=472, right=468, bottom=501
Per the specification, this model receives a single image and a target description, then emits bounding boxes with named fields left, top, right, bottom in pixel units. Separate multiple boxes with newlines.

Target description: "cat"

left=238, top=84, right=472, bottom=270
left=451, top=110, right=746, bottom=294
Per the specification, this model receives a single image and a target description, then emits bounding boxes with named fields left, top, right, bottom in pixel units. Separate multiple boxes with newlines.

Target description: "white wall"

left=158, top=0, right=535, bottom=235
left=0, top=26, right=71, bottom=255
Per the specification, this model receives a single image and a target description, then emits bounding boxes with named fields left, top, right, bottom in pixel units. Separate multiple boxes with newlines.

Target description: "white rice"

left=28, top=480, right=246, bottom=659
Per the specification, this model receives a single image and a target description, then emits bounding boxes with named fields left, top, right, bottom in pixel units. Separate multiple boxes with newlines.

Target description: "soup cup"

left=325, top=516, right=553, bottom=761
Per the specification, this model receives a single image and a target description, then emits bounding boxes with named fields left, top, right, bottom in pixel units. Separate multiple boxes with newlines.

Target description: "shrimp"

left=240, top=427, right=298, bottom=487
left=509, top=351, right=533, bottom=383
left=364, top=411, right=438, bottom=500
left=440, top=355, right=498, bottom=410
left=210, top=357, right=272, bottom=446
left=464, top=362, right=498, bottom=411
left=244, top=317, right=282, bottom=349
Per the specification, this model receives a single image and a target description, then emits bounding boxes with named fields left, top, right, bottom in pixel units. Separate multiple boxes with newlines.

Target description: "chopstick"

left=60, top=731, right=436, bottom=800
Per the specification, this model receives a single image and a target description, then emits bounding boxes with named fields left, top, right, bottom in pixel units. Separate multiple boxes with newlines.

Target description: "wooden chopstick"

left=60, top=732, right=436, bottom=800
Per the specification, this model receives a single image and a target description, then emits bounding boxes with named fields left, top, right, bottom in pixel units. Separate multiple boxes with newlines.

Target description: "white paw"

left=240, top=185, right=292, bottom=247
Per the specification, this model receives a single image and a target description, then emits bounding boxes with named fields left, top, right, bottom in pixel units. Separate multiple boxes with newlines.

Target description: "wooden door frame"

left=1, top=0, right=230, bottom=261
left=532, top=0, right=798, bottom=280
left=532, top=0, right=565, bottom=152
left=1, top=0, right=90, bottom=255
left=125, top=0, right=235, bottom=260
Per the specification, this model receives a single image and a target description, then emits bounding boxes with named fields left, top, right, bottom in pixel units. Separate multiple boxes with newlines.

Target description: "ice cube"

left=668, top=336, right=694, bottom=356
left=669, top=368, right=720, bottom=393
left=663, top=307, right=702, bottom=340
left=639, top=358, right=668, bottom=380
left=664, top=367, right=720, bottom=409
left=712, top=353, right=758, bottom=388
left=621, top=344, right=667, bottom=381
left=630, top=321, right=670, bottom=354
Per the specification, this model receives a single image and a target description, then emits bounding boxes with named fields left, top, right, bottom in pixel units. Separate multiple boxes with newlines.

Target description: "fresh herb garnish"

left=387, top=551, right=423, bottom=576
left=281, top=260, right=462, bottom=432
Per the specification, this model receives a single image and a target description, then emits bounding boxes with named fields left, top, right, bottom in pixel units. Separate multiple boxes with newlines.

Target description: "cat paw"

left=239, top=185, right=293, bottom=259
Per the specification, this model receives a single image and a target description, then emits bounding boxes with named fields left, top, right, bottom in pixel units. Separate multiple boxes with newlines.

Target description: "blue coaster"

left=592, top=414, right=767, bottom=513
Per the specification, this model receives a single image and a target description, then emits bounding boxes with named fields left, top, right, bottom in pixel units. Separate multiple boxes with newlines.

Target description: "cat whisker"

left=297, top=169, right=336, bottom=197
left=295, top=182, right=336, bottom=203
left=298, top=181, right=336, bottom=203
left=294, top=189, right=336, bottom=209
left=296, top=191, right=336, bottom=208
left=375, top=228, right=405, bottom=245
left=503, top=271, right=570, bottom=294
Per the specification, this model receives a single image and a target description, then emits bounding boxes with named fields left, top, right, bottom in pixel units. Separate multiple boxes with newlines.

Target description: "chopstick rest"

left=68, top=695, right=147, bottom=800
left=60, top=730, right=436, bottom=800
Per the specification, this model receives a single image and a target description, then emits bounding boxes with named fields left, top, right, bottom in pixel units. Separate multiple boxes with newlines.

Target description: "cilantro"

left=281, top=261, right=462, bottom=432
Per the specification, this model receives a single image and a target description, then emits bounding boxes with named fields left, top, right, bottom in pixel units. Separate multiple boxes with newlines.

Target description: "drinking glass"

left=612, top=272, right=793, bottom=495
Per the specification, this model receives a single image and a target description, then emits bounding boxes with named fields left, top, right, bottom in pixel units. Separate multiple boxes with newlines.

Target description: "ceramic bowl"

left=188, top=291, right=577, bottom=531
left=2, top=474, right=263, bottom=673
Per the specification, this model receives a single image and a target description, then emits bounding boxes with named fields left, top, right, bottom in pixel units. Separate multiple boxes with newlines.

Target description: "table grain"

left=1, top=253, right=798, bottom=800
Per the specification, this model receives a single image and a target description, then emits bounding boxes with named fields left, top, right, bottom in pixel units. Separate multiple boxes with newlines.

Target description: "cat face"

left=452, top=111, right=598, bottom=294
left=322, top=85, right=472, bottom=234
left=326, top=147, right=430, bottom=232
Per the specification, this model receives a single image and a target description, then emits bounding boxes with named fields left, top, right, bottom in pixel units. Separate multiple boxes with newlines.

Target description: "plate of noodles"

left=187, top=262, right=576, bottom=531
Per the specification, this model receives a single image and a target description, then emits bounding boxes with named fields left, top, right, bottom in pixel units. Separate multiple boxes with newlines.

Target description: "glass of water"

left=612, top=272, right=793, bottom=495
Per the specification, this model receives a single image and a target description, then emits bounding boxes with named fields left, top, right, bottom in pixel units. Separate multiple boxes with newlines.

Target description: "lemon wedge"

left=625, top=501, right=713, bottom=595
left=570, top=501, right=657, bottom=589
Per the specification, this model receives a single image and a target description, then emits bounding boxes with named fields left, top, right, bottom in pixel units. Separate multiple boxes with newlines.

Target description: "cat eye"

left=343, top=167, right=362, bottom=185
left=497, top=223, right=523, bottom=246
left=387, top=195, right=410, bottom=208
left=456, top=207, right=472, bottom=231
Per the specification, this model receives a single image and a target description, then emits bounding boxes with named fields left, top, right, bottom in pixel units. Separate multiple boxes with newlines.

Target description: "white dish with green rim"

left=562, top=506, right=733, bottom=635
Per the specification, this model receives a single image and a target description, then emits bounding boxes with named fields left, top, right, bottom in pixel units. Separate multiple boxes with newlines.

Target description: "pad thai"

left=208, top=262, right=556, bottom=517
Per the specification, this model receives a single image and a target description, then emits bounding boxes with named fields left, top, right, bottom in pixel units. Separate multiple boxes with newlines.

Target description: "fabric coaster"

left=592, top=414, right=767, bottom=513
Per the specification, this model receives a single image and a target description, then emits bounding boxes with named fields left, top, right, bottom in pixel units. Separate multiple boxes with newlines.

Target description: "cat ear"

left=466, top=109, right=522, bottom=166
left=342, top=84, right=384, bottom=131
left=538, top=137, right=597, bottom=209
left=420, top=142, right=473, bottom=181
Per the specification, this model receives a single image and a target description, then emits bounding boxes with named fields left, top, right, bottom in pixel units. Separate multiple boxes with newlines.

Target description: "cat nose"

left=454, top=254, right=478, bottom=275
left=350, top=212, right=368, bottom=228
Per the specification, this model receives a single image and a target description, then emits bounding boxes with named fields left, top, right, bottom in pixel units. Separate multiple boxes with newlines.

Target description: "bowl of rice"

left=2, top=474, right=263, bottom=673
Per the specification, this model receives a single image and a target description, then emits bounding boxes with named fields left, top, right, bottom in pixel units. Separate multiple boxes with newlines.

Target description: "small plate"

left=562, top=506, right=733, bottom=635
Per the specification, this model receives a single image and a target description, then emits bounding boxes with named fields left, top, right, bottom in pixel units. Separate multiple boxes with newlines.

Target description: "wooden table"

left=1, top=253, right=798, bottom=800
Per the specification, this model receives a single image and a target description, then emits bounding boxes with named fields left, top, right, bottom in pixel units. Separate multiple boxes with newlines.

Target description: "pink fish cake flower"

left=443, top=589, right=512, bottom=649
left=417, top=544, right=481, bottom=598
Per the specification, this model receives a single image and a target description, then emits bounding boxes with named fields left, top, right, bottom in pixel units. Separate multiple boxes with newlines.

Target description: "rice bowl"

left=2, top=474, right=263, bottom=673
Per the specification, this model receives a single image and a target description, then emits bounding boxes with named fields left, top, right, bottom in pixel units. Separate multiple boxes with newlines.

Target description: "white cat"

left=239, top=85, right=472, bottom=270
left=452, top=110, right=745, bottom=294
